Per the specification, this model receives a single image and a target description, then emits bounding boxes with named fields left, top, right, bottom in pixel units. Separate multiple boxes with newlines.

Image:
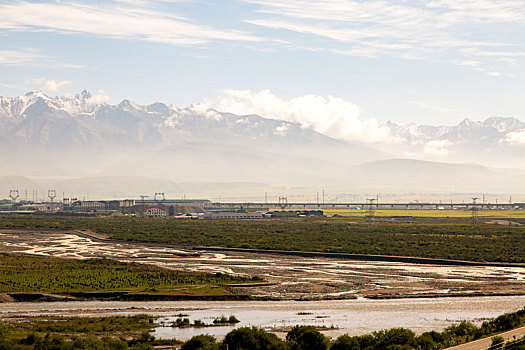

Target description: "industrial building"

left=145, top=208, right=168, bottom=217
left=204, top=212, right=264, bottom=220
left=133, top=199, right=211, bottom=208
left=263, top=210, right=324, bottom=218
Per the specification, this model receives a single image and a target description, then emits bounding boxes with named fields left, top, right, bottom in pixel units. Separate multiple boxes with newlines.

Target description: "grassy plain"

left=1, top=214, right=525, bottom=262
left=0, top=254, right=249, bottom=294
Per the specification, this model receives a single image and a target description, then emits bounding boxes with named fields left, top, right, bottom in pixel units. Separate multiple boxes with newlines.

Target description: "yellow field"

left=320, top=209, right=525, bottom=218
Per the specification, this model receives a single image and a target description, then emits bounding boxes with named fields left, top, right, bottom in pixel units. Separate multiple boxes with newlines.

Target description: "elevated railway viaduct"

left=206, top=202, right=522, bottom=210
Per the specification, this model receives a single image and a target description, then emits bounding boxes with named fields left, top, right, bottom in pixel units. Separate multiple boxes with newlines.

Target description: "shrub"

left=491, top=335, right=504, bottom=347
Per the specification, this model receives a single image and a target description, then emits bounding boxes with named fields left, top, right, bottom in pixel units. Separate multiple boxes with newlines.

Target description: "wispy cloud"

left=0, top=1, right=261, bottom=46
left=243, top=0, right=525, bottom=73
left=0, top=49, right=49, bottom=65
left=0, top=49, right=83, bottom=69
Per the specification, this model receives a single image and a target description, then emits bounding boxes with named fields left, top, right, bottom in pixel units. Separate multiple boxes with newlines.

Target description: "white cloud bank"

left=44, top=80, right=70, bottom=93
left=26, top=78, right=71, bottom=93
left=212, top=89, right=394, bottom=143
left=506, top=130, right=525, bottom=145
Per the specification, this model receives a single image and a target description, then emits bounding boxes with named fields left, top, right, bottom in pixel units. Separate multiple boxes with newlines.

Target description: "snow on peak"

left=0, top=91, right=51, bottom=118
left=118, top=99, right=144, bottom=112
left=24, top=91, right=50, bottom=100
left=0, top=90, right=110, bottom=118
left=53, top=90, right=109, bottom=115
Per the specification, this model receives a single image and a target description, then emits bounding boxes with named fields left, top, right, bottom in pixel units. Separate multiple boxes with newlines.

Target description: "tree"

left=414, top=333, right=438, bottom=350
left=331, top=335, right=361, bottom=350
left=286, top=325, right=329, bottom=350
left=181, top=334, right=217, bottom=350
left=223, top=327, right=285, bottom=350
left=373, top=328, right=415, bottom=349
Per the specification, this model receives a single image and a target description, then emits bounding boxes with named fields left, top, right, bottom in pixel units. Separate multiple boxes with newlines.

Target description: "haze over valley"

left=0, top=91, right=523, bottom=199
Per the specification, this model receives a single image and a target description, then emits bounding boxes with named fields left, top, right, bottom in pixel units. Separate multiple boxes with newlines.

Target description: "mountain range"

left=0, top=91, right=523, bottom=196
left=382, top=117, right=524, bottom=167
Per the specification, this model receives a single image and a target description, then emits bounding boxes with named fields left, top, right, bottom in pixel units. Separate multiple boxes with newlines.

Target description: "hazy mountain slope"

left=346, top=159, right=524, bottom=192
left=0, top=176, right=44, bottom=200
left=53, top=176, right=183, bottom=198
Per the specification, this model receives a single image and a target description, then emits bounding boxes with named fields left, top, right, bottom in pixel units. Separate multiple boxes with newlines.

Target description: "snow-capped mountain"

left=386, top=117, right=524, bottom=144
left=380, top=117, right=525, bottom=168
left=0, top=91, right=523, bottom=191
left=0, top=90, right=103, bottom=119
left=0, top=91, right=384, bottom=183
left=0, top=90, right=358, bottom=150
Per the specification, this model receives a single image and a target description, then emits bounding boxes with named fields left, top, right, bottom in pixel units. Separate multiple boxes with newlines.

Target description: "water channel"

left=2, top=296, right=525, bottom=340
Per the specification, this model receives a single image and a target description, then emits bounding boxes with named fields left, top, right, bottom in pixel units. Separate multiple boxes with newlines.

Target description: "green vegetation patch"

left=0, top=314, right=179, bottom=350
left=323, top=209, right=525, bottom=219
left=10, top=314, right=155, bottom=335
left=0, top=254, right=249, bottom=293
left=1, top=214, right=525, bottom=262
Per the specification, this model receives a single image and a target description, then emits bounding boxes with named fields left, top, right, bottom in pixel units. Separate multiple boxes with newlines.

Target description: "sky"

left=1, top=0, right=524, bottom=127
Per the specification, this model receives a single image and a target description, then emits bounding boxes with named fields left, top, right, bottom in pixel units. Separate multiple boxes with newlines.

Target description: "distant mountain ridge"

left=0, top=91, right=385, bottom=183
left=0, top=91, right=523, bottom=193
left=0, top=90, right=351, bottom=150
left=1, top=91, right=522, bottom=157
left=386, top=117, right=524, bottom=144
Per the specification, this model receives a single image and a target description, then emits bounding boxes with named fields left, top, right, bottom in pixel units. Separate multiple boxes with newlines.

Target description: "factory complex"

left=0, top=196, right=325, bottom=219
left=2, top=191, right=524, bottom=219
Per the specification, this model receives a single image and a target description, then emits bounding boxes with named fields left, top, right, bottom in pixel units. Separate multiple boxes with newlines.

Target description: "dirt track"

left=1, top=229, right=524, bottom=300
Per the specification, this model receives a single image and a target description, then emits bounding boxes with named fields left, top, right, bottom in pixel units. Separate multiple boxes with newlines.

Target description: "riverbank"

left=1, top=291, right=265, bottom=303
left=196, top=246, right=525, bottom=268
left=2, top=297, right=525, bottom=341
left=4, top=290, right=525, bottom=303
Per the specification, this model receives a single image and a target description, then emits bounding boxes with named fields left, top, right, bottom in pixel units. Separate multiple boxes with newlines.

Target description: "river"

left=2, top=296, right=524, bottom=340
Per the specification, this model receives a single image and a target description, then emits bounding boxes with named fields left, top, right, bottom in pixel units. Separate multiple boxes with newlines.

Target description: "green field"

left=321, top=209, right=525, bottom=218
left=1, top=215, right=525, bottom=263
left=0, top=254, right=250, bottom=294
